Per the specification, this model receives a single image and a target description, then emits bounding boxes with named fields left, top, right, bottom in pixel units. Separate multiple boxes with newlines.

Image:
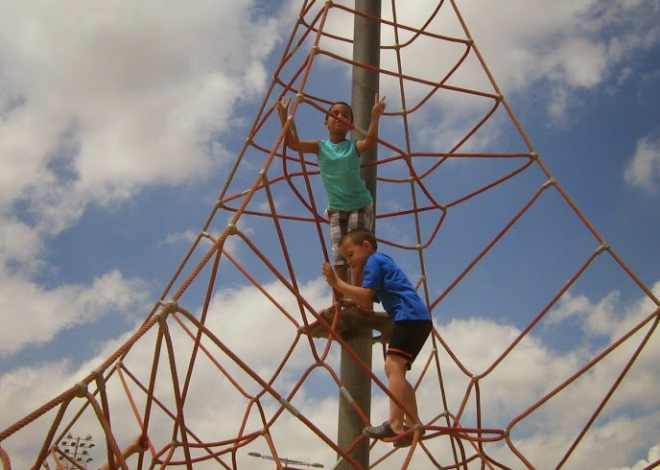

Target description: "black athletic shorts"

left=387, top=320, right=433, bottom=369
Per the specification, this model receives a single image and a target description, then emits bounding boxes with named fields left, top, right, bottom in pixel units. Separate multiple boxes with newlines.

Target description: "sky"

left=1, top=0, right=660, bottom=469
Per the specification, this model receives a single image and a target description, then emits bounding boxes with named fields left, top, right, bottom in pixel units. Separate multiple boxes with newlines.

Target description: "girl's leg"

left=334, top=264, right=348, bottom=301
left=347, top=205, right=372, bottom=292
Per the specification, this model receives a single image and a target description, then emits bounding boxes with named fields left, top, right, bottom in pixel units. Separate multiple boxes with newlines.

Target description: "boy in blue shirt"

left=277, top=94, right=386, bottom=293
left=322, top=228, right=433, bottom=447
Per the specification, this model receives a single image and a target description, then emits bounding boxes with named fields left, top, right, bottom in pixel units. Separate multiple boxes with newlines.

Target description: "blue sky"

left=1, top=1, right=660, bottom=469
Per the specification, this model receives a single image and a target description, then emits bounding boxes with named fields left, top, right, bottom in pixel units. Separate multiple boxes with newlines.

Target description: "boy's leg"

left=363, top=356, right=410, bottom=439
left=402, top=378, right=420, bottom=428
left=384, top=321, right=432, bottom=430
left=384, top=355, right=420, bottom=433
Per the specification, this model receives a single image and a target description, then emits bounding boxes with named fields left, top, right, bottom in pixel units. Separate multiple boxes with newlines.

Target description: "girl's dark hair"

left=327, top=101, right=354, bottom=123
left=340, top=227, right=377, bottom=251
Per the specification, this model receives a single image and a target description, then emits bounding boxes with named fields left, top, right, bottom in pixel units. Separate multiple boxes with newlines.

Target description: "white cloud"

left=0, top=277, right=336, bottom=469
left=0, top=0, right=281, bottom=234
left=0, top=216, right=45, bottom=270
left=333, top=0, right=660, bottom=150
left=0, top=0, right=285, bottom=363
left=0, top=269, right=149, bottom=356
left=1, top=1, right=659, bottom=469
left=159, top=229, right=199, bottom=246
left=609, top=442, right=660, bottom=470
left=436, top=0, right=658, bottom=121
left=1, top=276, right=659, bottom=469
left=624, top=134, right=660, bottom=194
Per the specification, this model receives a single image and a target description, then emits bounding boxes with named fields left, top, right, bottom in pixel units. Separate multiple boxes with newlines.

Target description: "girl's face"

left=325, top=103, right=353, bottom=132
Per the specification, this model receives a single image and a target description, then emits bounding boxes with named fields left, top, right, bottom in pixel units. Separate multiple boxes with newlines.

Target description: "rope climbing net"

left=2, top=1, right=659, bottom=469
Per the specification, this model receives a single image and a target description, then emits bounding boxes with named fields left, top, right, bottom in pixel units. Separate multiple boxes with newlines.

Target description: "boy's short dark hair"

left=340, top=227, right=377, bottom=251
left=327, top=101, right=354, bottom=122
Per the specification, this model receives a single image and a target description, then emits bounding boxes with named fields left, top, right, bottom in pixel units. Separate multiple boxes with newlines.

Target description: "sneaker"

left=363, top=421, right=397, bottom=439
left=392, top=426, right=426, bottom=449
left=392, top=435, right=413, bottom=448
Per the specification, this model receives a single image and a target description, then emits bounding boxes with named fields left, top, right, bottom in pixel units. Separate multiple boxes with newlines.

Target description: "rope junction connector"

left=156, top=300, right=177, bottom=323
left=279, top=397, right=300, bottom=417
left=542, top=178, right=557, bottom=189
left=339, top=386, right=354, bottom=405
left=74, top=382, right=88, bottom=398
left=595, top=243, right=609, bottom=255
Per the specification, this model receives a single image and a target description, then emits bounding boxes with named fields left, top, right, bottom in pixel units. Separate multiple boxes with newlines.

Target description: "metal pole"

left=247, top=452, right=324, bottom=468
left=336, top=1, right=381, bottom=469
left=353, top=0, right=381, bottom=209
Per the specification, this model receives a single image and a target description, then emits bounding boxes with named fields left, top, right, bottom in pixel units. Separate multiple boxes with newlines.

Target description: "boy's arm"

left=355, top=93, right=386, bottom=155
left=276, top=97, right=320, bottom=154
left=323, top=262, right=375, bottom=308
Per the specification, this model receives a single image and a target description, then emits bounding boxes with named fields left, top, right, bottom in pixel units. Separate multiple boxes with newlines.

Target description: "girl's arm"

left=355, top=93, right=386, bottom=155
left=276, top=97, right=320, bottom=154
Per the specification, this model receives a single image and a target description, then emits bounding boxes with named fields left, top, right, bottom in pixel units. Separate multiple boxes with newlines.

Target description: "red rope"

left=2, top=2, right=658, bottom=470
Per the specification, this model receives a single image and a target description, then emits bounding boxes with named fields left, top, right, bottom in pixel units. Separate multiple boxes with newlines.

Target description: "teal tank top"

left=318, top=139, right=373, bottom=211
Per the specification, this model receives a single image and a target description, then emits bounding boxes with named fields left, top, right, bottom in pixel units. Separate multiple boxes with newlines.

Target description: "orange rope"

left=2, top=2, right=659, bottom=470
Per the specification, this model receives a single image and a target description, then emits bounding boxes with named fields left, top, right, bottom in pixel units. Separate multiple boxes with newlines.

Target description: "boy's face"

left=325, top=103, right=353, bottom=132
left=340, top=239, right=373, bottom=273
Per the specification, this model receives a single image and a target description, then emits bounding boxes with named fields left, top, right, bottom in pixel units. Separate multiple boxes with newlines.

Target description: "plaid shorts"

left=327, top=205, right=374, bottom=265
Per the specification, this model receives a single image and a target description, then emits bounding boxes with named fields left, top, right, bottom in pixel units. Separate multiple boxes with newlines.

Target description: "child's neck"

left=329, top=132, right=348, bottom=144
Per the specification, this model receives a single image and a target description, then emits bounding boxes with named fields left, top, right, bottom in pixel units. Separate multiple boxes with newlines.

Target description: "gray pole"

left=353, top=0, right=381, bottom=207
left=336, top=1, right=381, bottom=469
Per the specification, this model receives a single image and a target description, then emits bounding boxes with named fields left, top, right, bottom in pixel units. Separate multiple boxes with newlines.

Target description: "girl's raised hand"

left=372, top=93, right=386, bottom=116
left=276, top=96, right=291, bottom=120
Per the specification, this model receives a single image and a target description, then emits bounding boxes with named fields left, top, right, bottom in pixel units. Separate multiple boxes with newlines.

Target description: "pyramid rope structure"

left=1, top=1, right=659, bottom=469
